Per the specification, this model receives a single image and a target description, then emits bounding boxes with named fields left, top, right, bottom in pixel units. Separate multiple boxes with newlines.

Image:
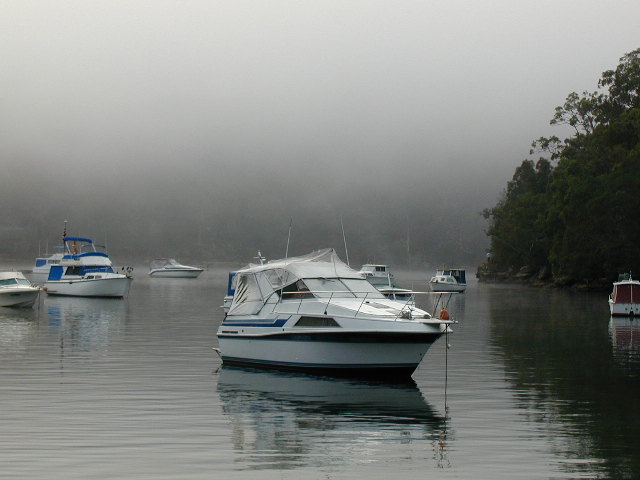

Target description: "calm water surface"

left=1, top=267, right=639, bottom=479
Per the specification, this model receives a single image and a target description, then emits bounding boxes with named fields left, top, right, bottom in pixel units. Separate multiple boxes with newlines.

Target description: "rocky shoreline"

left=475, top=264, right=611, bottom=291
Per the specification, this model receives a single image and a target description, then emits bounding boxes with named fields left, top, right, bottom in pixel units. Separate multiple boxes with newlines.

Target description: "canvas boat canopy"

left=228, top=248, right=383, bottom=315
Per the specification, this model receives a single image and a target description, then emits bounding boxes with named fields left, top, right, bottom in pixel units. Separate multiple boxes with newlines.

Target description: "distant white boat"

left=148, top=258, right=203, bottom=278
left=359, top=263, right=415, bottom=306
left=358, top=263, right=395, bottom=287
left=43, top=236, right=132, bottom=298
left=0, top=271, right=41, bottom=308
left=32, top=247, right=65, bottom=274
left=430, top=269, right=467, bottom=293
left=609, top=273, right=640, bottom=317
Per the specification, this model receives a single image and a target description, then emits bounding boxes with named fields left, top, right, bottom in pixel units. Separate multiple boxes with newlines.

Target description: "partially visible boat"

left=32, top=247, right=65, bottom=274
left=609, top=273, right=640, bottom=317
left=43, top=236, right=132, bottom=298
left=148, top=258, right=203, bottom=278
left=358, top=263, right=395, bottom=287
left=0, top=271, right=41, bottom=307
left=216, top=248, right=453, bottom=378
left=359, top=263, right=415, bottom=306
left=222, top=271, right=237, bottom=313
left=430, top=269, right=467, bottom=293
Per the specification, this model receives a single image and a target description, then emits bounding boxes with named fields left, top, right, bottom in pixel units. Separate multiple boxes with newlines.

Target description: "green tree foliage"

left=483, top=48, right=640, bottom=285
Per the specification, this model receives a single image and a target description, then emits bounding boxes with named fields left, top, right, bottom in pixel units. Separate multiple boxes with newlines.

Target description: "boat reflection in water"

left=217, top=365, right=450, bottom=469
left=45, top=296, right=127, bottom=353
left=609, top=317, right=640, bottom=364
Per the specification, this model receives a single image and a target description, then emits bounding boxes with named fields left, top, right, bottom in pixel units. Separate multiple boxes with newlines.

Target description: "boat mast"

left=285, top=218, right=292, bottom=259
left=340, top=216, right=350, bottom=266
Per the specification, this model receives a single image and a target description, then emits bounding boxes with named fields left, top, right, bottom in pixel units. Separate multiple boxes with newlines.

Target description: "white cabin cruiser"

left=216, top=249, right=453, bottom=377
left=43, top=236, right=132, bottom=298
left=609, top=273, right=640, bottom=317
left=0, top=271, right=41, bottom=307
left=148, top=258, right=203, bottom=278
left=430, top=269, right=467, bottom=293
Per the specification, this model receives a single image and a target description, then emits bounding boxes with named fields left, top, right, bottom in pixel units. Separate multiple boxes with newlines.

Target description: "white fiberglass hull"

left=0, top=288, right=40, bottom=307
left=44, top=276, right=132, bottom=297
left=609, top=300, right=640, bottom=316
left=149, top=268, right=202, bottom=278
left=218, top=336, right=437, bottom=373
left=217, top=316, right=447, bottom=376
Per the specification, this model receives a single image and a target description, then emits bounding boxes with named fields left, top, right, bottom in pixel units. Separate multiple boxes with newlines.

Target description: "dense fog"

left=2, top=1, right=638, bottom=269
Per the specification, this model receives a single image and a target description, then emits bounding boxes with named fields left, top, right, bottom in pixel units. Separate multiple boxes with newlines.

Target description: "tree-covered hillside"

left=480, top=48, right=640, bottom=287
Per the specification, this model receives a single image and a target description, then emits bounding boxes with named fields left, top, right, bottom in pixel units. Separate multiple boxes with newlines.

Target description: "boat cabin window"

left=0, top=278, right=18, bottom=286
left=375, top=266, right=386, bottom=272
left=294, top=316, right=340, bottom=327
left=281, top=280, right=314, bottom=299
left=64, top=266, right=82, bottom=276
left=304, top=278, right=384, bottom=299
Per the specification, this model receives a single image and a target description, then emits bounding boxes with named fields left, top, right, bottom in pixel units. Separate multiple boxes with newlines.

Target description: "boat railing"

left=273, top=289, right=457, bottom=320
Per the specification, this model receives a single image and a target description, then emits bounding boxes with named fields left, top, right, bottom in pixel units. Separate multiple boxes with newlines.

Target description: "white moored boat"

left=148, top=258, right=203, bottom=278
left=216, top=248, right=453, bottom=377
left=429, top=268, right=467, bottom=293
left=359, top=263, right=415, bottom=306
left=43, top=236, right=132, bottom=298
left=609, top=273, right=640, bottom=317
left=0, top=271, right=41, bottom=307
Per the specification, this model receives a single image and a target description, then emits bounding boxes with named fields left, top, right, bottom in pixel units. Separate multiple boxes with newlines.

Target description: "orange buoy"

left=439, top=307, right=450, bottom=320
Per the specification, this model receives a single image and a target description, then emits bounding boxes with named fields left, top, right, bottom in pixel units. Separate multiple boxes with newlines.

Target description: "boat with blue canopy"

left=43, top=235, right=132, bottom=298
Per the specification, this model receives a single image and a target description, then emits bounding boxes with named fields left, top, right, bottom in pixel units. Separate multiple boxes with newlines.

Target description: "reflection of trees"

left=217, top=366, right=451, bottom=470
left=488, top=286, right=640, bottom=479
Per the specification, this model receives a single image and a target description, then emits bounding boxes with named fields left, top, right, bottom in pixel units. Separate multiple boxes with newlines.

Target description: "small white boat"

left=358, top=263, right=395, bottom=287
left=148, top=258, right=203, bottom=278
left=359, top=263, right=415, bottom=305
left=430, top=268, right=467, bottom=293
left=43, top=236, right=132, bottom=298
left=32, top=247, right=65, bottom=274
left=216, top=248, right=453, bottom=378
left=609, top=273, right=640, bottom=317
left=0, top=271, right=41, bottom=308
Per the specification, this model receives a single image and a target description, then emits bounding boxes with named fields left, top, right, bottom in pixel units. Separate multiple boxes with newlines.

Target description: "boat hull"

left=149, top=269, right=202, bottom=278
left=609, top=300, right=640, bottom=317
left=217, top=330, right=442, bottom=376
left=44, top=277, right=132, bottom=297
left=430, top=282, right=466, bottom=293
left=0, top=289, right=40, bottom=308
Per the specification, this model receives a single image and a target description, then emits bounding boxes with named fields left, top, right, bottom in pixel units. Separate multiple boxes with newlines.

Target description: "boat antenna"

left=254, top=250, right=266, bottom=265
left=340, top=216, right=350, bottom=266
left=285, top=218, right=292, bottom=259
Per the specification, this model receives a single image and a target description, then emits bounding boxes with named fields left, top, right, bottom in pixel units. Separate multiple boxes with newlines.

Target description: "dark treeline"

left=480, top=48, right=640, bottom=287
left=0, top=160, right=488, bottom=269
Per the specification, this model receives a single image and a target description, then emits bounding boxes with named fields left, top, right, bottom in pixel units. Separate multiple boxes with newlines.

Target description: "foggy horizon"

left=2, top=1, right=639, bottom=269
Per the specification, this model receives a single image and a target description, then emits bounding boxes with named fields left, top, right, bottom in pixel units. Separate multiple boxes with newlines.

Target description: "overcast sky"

left=1, top=1, right=639, bottom=262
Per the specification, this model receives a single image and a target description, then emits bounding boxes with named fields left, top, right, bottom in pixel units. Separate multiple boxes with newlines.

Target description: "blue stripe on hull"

left=218, top=331, right=441, bottom=343
left=221, top=318, right=288, bottom=327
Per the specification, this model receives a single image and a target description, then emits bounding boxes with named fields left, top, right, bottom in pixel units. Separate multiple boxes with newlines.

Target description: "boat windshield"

left=0, top=278, right=30, bottom=286
left=304, top=278, right=385, bottom=299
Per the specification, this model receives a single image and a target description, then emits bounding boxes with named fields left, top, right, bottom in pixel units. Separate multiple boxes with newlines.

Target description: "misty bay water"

left=1, top=267, right=639, bottom=480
